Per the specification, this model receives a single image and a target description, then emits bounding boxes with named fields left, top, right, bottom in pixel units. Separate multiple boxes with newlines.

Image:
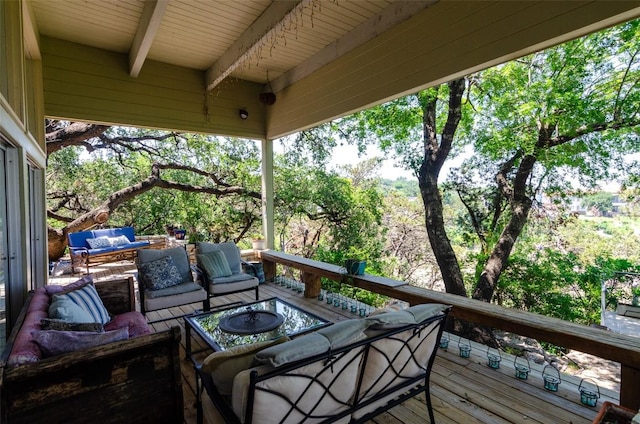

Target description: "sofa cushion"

left=40, top=318, right=104, bottom=332
left=197, top=250, right=233, bottom=278
left=355, top=318, right=443, bottom=412
left=7, top=310, right=47, bottom=367
left=51, top=282, right=111, bottom=325
left=234, top=348, right=364, bottom=424
left=86, top=236, right=112, bottom=249
left=138, top=255, right=183, bottom=291
left=104, top=311, right=152, bottom=337
left=202, top=336, right=288, bottom=396
left=254, top=333, right=330, bottom=367
left=366, top=303, right=449, bottom=331
left=32, top=327, right=129, bottom=357
left=316, top=319, right=369, bottom=349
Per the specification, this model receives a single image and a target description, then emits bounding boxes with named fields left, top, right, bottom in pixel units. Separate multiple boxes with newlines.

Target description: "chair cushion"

left=197, top=250, right=232, bottom=278
left=197, top=242, right=242, bottom=274
left=208, top=277, right=258, bottom=295
left=201, top=336, right=288, bottom=395
left=143, top=285, right=208, bottom=313
left=145, top=281, right=204, bottom=299
left=211, top=272, right=256, bottom=285
left=138, top=247, right=192, bottom=283
left=138, top=255, right=183, bottom=291
left=32, top=327, right=129, bottom=357
left=51, top=282, right=111, bottom=325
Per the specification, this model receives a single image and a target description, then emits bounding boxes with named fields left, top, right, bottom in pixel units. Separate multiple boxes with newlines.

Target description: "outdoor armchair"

left=137, top=246, right=209, bottom=321
left=195, top=241, right=259, bottom=307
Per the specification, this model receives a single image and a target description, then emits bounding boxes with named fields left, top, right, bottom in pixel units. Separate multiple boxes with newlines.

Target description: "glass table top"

left=187, top=297, right=330, bottom=351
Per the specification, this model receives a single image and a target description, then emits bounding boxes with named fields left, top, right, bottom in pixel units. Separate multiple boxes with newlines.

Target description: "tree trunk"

left=473, top=153, right=537, bottom=302
left=420, top=175, right=467, bottom=296
left=418, top=79, right=468, bottom=297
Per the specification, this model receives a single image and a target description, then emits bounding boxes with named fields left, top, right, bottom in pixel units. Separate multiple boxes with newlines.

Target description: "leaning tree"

left=45, top=121, right=262, bottom=261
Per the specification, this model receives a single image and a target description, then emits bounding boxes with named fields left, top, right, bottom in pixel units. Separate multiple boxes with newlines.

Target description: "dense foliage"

left=45, top=20, right=640, bottom=324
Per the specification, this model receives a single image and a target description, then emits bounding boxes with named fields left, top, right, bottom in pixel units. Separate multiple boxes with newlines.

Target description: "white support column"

left=261, top=139, right=275, bottom=249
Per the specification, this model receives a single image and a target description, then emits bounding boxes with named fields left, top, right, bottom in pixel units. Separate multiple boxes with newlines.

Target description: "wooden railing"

left=258, top=250, right=640, bottom=410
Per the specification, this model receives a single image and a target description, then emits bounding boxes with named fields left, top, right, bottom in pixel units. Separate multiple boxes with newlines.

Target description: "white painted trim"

left=0, top=94, right=46, bottom=167
left=271, top=0, right=437, bottom=93
left=261, top=139, right=274, bottom=250
left=206, top=0, right=303, bottom=91
left=129, top=0, right=169, bottom=77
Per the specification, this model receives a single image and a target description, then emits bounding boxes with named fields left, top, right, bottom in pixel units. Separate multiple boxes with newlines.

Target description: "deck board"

left=49, top=260, right=607, bottom=424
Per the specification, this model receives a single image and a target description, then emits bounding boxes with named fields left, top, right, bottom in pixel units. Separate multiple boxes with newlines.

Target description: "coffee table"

left=185, top=297, right=331, bottom=356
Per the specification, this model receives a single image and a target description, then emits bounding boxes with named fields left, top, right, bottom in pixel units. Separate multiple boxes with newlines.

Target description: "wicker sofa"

left=196, top=303, right=450, bottom=424
left=0, top=276, right=184, bottom=424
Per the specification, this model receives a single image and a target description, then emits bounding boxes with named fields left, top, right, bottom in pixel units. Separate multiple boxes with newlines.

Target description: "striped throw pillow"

left=197, top=250, right=233, bottom=279
left=51, top=283, right=111, bottom=325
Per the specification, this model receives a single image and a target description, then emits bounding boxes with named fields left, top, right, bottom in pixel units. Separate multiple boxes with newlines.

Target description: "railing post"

left=620, top=365, right=640, bottom=410
left=301, top=271, right=321, bottom=298
left=262, top=258, right=277, bottom=282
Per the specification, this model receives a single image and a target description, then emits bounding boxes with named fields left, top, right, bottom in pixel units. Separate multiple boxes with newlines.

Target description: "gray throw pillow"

left=197, top=250, right=233, bottom=279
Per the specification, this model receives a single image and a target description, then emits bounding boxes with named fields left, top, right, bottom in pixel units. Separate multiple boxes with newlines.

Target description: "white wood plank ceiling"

left=29, top=0, right=430, bottom=91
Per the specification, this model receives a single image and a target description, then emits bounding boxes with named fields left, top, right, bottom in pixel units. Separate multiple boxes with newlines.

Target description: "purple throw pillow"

left=31, top=327, right=129, bottom=357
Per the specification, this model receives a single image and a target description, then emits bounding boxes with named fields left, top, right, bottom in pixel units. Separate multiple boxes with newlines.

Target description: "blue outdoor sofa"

left=68, top=226, right=157, bottom=274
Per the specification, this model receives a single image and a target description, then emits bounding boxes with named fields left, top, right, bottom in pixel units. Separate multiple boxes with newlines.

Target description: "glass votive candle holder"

left=542, top=365, right=561, bottom=392
left=351, top=304, right=358, bottom=314
left=458, top=339, right=471, bottom=358
left=438, top=335, right=449, bottom=349
left=333, top=298, right=340, bottom=307
left=514, top=357, right=530, bottom=380
left=359, top=307, right=367, bottom=317
left=486, top=347, right=501, bottom=369
left=579, top=378, right=600, bottom=407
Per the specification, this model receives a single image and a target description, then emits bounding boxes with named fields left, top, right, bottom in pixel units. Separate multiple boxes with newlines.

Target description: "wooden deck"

left=49, top=260, right=616, bottom=424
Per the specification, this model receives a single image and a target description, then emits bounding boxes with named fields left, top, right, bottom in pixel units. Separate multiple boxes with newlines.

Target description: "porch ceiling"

left=26, top=0, right=640, bottom=139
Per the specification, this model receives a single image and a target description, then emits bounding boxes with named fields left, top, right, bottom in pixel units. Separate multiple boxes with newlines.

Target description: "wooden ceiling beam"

left=129, top=0, right=169, bottom=77
left=205, top=0, right=303, bottom=92
left=270, top=0, right=438, bottom=93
